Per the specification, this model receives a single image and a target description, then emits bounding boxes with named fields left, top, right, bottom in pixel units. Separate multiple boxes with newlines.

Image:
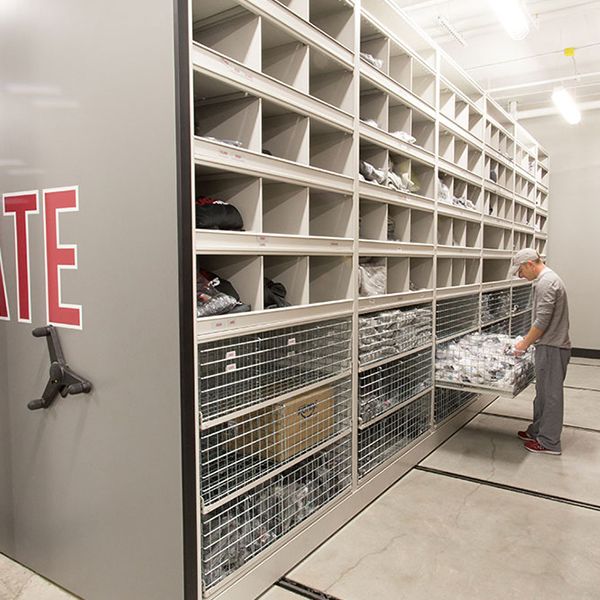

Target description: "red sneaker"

left=517, top=430, right=535, bottom=442
left=524, top=440, right=561, bottom=455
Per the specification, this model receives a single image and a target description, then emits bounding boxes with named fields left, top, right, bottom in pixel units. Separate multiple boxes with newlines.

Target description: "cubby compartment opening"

left=264, top=255, right=309, bottom=307
left=310, top=119, right=353, bottom=175
left=453, top=179, right=480, bottom=211
left=436, top=258, right=452, bottom=288
left=411, top=209, right=434, bottom=244
left=262, top=21, right=309, bottom=92
left=310, top=48, right=354, bottom=113
left=262, top=100, right=310, bottom=163
left=536, top=238, right=547, bottom=256
left=197, top=254, right=262, bottom=312
left=387, top=152, right=412, bottom=191
left=439, top=130, right=454, bottom=162
left=194, top=74, right=261, bottom=152
left=360, top=27, right=389, bottom=73
left=410, top=257, right=433, bottom=291
left=452, top=258, right=466, bottom=286
left=454, top=139, right=468, bottom=169
left=483, top=225, right=508, bottom=250
left=310, top=256, right=353, bottom=302
left=309, top=0, right=355, bottom=50
left=465, top=259, right=481, bottom=284
left=455, top=99, right=469, bottom=130
left=466, top=221, right=481, bottom=248
left=437, top=215, right=453, bottom=246
left=452, top=218, right=466, bottom=246
left=389, top=43, right=412, bottom=89
left=262, top=181, right=309, bottom=235
left=358, top=257, right=386, bottom=297
left=360, top=144, right=388, bottom=186
left=387, top=257, right=410, bottom=293
left=388, top=205, right=411, bottom=242
left=412, top=62, right=436, bottom=107
left=193, top=5, right=261, bottom=71
left=411, top=162, right=435, bottom=199
left=360, top=87, right=389, bottom=130
left=195, top=165, right=261, bottom=232
left=388, top=100, right=412, bottom=140
left=440, top=89, right=455, bottom=119
left=310, top=191, right=353, bottom=238
left=482, top=259, right=510, bottom=283
left=412, top=112, right=435, bottom=153
left=469, top=110, right=484, bottom=139
left=468, top=146, right=483, bottom=175
left=278, top=0, right=310, bottom=19
left=359, top=198, right=387, bottom=240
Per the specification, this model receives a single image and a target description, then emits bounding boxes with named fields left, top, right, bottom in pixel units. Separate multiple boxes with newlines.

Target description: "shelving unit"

left=190, top=1, right=549, bottom=597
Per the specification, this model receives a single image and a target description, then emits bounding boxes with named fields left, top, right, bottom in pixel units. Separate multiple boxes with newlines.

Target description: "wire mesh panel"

left=436, top=332, right=534, bottom=396
left=434, top=387, right=479, bottom=424
left=358, top=393, right=432, bottom=478
left=511, top=309, right=532, bottom=337
left=436, top=293, right=479, bottom=340
left=358, top=348, right=432, bottom=423
left=200, top=378, right=352, bottom=506
left=481, top=288, right=511, bottom=325
left=201, top=436, right=352, bottom=591
left=512, top=284, right=533, bottom=312
left=198, top=318, right=352, bottom=420
left=481, top=317, right=510, bottom=335
left=358, top=303, right=433, bottom=366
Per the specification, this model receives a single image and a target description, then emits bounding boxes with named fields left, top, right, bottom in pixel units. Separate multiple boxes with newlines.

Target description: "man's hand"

left=514, top=339, right=529, bottom=356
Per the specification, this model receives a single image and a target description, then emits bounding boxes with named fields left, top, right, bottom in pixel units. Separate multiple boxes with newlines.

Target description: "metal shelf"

left=438, top=158, right=483, bottom=188
left=358, top=181, right=436, bottom=212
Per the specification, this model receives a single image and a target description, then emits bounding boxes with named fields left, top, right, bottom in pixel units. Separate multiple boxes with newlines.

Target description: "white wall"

left=522, top=110, right=600, bottom=350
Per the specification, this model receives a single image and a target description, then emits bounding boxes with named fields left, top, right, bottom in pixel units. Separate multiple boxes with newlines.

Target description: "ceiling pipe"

left=488, top=70, right=600, bottom=93
left=517, top=98, right=600, bottom=119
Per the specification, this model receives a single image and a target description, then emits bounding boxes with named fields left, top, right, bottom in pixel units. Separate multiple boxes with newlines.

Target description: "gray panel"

left=0, top=1, right=185, bottom=599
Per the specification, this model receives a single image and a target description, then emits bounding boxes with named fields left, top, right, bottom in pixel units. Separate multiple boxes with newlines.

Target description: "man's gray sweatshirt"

left=532, top=267, right=571, bottom=349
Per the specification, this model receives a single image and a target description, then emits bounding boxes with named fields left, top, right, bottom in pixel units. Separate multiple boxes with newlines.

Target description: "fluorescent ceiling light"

left=552, top=87, right=581, bottom=124
left=437, top=16, right=468, bottom=47
left=488, top=0, right=530, bottom=40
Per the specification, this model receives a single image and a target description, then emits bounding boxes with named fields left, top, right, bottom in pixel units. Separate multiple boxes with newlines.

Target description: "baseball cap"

left=511, top=248, right=540, bottom=275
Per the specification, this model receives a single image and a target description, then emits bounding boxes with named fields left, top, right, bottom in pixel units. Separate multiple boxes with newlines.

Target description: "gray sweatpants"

left=526, top=344, right=571, bottom=451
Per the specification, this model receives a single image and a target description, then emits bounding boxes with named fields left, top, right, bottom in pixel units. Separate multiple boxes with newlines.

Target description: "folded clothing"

left=360, top=160, right=386, bottom=185
left=264, top=277, right=291, bottom=309
left=390, top=130, right=416, bottom=145
left=358, top=258, right=386, bottom=297
left=196, top=196, right=244, bottom=231
left=360, top=52, right=384, bottom=70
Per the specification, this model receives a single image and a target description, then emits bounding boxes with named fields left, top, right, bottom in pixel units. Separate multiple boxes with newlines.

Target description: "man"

left=512, top=248, right=571, bottom=455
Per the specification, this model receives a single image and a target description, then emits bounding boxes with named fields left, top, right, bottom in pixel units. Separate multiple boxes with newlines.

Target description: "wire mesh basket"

left=436, top=332, right=534, bottom=396
left=358, top=303, right=432, bottom=366
left=481, top=288, right=511, bottom=325
left=200, top=377, right=352, bottom=506
left=358, top=392, right=432, bottom=478
left=481, top=317, right=510, bottom=335
left=512, top=284, right=533, bottom=313
left=511, top=309, right=532, bottom=337
left=201, top=436, right=352, bottom=591
left=436, top=293, right=479, bottom=340
left=434, top=387, right=479, bottom=424
left=358, top=348, right=432, bottom=423
left=198, top=318, right=352, bottom=420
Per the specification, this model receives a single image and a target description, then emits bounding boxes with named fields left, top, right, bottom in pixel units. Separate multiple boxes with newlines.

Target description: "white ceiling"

left=393, top=0, right=600, bottom=117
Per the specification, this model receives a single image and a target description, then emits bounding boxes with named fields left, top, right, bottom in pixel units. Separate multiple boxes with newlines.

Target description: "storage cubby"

left=388, top=98, right=411, bottom=138
left=483, top=225, right=511, bottom=250
left=361, top=87, right=389, bottom=130
left=310, top=48, right=354, bottom=113
left=360, top=25, right=389, bottom=74
left=436, top=258, right=452, bottom=288
left=309, top=0, right=355, bottom=51
left=412, top=61, right=436, bottom=107
left=439, top=130, right=454, bottom=162
left=310, top=256, right=353, bottom=302
left=310, top=191, right=353, bottom=238
left=452, top=258, right=466, bottom=287
left=465, top=259, right=481, bottom=284
left=263, top=101, right=310, bottom=164
left=388, top=205, right=411, bottom=242
left=440, top=89, right=455, bottom=120
left=452, top=218, right=466, bottom=246
left=486, top=122, right=500, bottom=150
left=513, top=231, right=534, bottom=250
left=389, top=42, right=412, bottom=89
left=535, top=213, right=547, bottom=235
left=469, top=109, right=484, bottom=140
left=466, top=221, right=481, bottom=248
left=484, top=192, right=512, bottom=221
left=410, top=161, right=435, bottom=199
left=194, top=74, right=261, bottom=152
left=410, top=257, right=433, bottom=290
left=195, top=166, right=262, bottom=232
left=454, top=98, right=469, bottom=130
left=193, top=5, right=261, bottom=71
left=359, top=199, right=387, bottom=240
left=263, top=255, right=309, bottom=307
left=310, top=119, right=353, bottom=175
left=453, top=179, right=482, bottom=211
left=537, top=190, right=548, bottom=210
left=387, top=257, right=410, bottom=293
left=262, top=21, right=309, bottom=92
left=437, top=216, right=452, bottom=246
left=411, top=209, right=434, bottom=244
left=514, top=202, right=533, bottom=227
left=412, top=112, right=435, bottom=153
left=262, top=182, right=309, bottom=235
left=360, top=144, right=388, bottom=186
left=468, top=145, right=483, bottom=176
left=359, top=257, right=387, bottom=297
left=454, top=139, right=468, bottom=169
left=536, top=237, right=547, bottom=256
left=197, top=254, right=263, bottom=312
left=482, top=258, right=510, bottom=283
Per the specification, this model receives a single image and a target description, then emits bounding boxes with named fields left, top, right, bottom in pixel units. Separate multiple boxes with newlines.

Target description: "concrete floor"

left=2, top=359, right=599, bottom=600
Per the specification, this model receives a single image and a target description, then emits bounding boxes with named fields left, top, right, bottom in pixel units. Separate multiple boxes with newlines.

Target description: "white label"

left=226, top=351, right=237, bottom=359
left=225, top=363, right=237, bottom=372
left=288, top=337, right=296, bottom=346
